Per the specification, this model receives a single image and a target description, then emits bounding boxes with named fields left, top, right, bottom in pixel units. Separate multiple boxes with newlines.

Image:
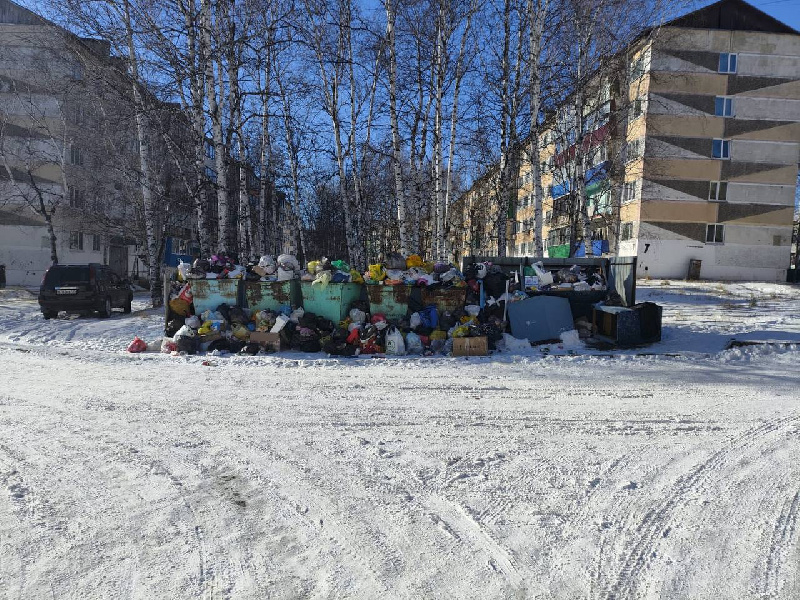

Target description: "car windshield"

left=44, top=267, right=89, bottom=286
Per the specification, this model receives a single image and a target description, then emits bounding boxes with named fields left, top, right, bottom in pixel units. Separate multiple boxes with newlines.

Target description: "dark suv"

left=39, top=264, right=133, bottom=319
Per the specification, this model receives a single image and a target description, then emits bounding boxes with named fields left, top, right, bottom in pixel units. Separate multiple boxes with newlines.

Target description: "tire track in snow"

left=600, top=415, right=798, bottom=600
left=759, top=490, right=800, bottom=598
left=239, top=437, right=394, bottom=597
left=18, top=411, right=216, bottom=600
left=423, top=494, right=524, bottom=592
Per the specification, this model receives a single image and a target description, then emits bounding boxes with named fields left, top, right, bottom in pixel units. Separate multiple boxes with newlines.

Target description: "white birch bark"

left=384, top=0, right=410, bottom=257
left=122, top=0, right=161, bottom=305
left=200, top=0, right=230, bottom=255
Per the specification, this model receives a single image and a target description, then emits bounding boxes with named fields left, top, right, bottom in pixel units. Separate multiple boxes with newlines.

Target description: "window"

left=706, top=223, right=725, bottom=244
left=630, top=97, right=646, bottom=121
left=69, top=231, right=83, bottom=250
left=69, top=145, right=83, bottom=166
left=715, top=96, right=734, bottom=117
left=205, top=166, right=217, bottom=183
left=205, top=142, right=215, bottom=159
left=621, top=222, right=634, bottom=241
left=712, top=138, right=730, bottom=159
left=709, top=181, right=728, bottom=202
left=68, top=104, right=85, bottom=125
left=622, top=181, right=638, bottom=204
left=69, top=187, right=84, bottom=208
left=92, top=234, right=101, bottom=252
left=627, top=138, right=645, bottom=162
left=718, top=53, right=737, bottom=74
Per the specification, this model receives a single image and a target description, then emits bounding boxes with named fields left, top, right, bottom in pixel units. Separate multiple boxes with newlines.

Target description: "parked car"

left=38, top=264, right=133, bottom=319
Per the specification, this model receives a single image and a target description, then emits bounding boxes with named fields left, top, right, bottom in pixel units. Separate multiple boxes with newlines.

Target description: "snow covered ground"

left=0, top=281, right=799, bottom=598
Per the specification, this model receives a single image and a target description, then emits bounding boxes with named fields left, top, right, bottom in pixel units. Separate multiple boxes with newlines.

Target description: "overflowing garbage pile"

left=177, top=254, right=302, bottom=282
left=301, top=257, right=363, bottom=286
left=363, top=253, right=466, bottom=288
left=523, top=261, right=606, bottom=292
left=128, top=253, right=645, bottom=357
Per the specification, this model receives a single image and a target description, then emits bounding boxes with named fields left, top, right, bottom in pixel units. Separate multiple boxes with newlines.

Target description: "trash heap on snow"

left=128, top=252, right=659, bottom=357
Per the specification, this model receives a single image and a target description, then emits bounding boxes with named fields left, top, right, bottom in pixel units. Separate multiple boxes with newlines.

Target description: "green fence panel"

left=244, top=280, right=301, bottom=311
left=300, top=282, right=363, bottom=322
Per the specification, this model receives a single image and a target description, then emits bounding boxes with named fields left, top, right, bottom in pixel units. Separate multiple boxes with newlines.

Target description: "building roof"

left=662, top=0, right=798, bottom=36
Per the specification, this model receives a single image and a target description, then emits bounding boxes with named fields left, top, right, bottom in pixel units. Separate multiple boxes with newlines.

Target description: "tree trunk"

left=123, top=0, right=161, bottom=306
left=201, top=0, right=230, bottom=255
left=385, top=0, right=410, bottom=257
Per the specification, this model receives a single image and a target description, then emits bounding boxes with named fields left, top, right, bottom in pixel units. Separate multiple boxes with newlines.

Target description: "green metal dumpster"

left=421, top=287, right=466, bottom=315
left=190, top=279, right=241, bottom=314
left=300, top=282, right=362, bottom=322
left=365, top=284, right=414, bottom=320
left=244, top=280, right=301, bottom=311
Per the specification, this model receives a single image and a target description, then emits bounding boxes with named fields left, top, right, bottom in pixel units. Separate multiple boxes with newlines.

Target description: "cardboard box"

left=452, top=336, right=488, bottom=357
left=249, top=331, right=282, bottom=353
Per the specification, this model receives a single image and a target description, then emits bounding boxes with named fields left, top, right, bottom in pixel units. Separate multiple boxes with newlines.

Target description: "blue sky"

left=720, top=0, right=800, bottom=32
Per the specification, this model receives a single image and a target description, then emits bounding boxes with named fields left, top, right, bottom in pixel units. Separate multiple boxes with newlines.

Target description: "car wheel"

left=124, top=296, right=132, bottom=314
left=99, top=297, right=112, bottom=318
left=42, top=311, right=56, bottom=320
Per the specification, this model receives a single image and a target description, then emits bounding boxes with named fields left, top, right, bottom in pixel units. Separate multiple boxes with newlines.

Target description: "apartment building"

left=0, top=0, right=214, bottom=286
left=456, top=0, right=799, bottom=281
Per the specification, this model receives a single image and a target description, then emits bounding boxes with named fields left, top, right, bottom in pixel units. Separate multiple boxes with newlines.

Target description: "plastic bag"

left=277, top=267, right=295, bottom=281
left=332, top=259, right=350, bottom=272
left=368, top=264, right=386, bottom=281
left=277, top=254, right=300, bottom=271
left=349, top=308, right=366, bottom=324
left=127, top=336, right=147, bottom=353
left=177, top=260, right=191, bottom=282
left=409, top=312, right=422, bottom=329
left=173, top=324, right=196, bottom=339
left=406, top=254, right=423, bottom=268
left=419, top=305, right=438, bottom=328
left=312, top=270, right=332, bottom=288
left=405, top=331, right=423, bottom=355
left=185, top=315, right=201, bottom=329
left=532, top=261, right=554, bottom=286
left=271, top=314, right=290, bottom=333
left=385, top=327, right=406, bottom=356
left=350, top=269, right=364, bottom=284
left=168, top=297, right=191, bottom=316
left=178, top=283, right=193, bottom=303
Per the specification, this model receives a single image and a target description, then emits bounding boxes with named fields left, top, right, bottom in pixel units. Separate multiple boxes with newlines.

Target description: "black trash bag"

left=475, top=321, right=504, bottom=350
left=385, top=252, right=406, bottom=270
left=299, top=313, right=318, bottom=328
left=245, top=270, right=261, bottom=282
left=216, top=303, right=231, bottom=322
left=482, top=271, right=508, bottom=299
left=176, top=335, right=199, bottom=355
left=240, top=342, right=260, bottom=355
left=462, top=264, right=477, bottom=280
left=299, top=338, right=322, bottom=353
left=207, top=338, right=231, bottom=353
left=165, top=317, right=185, bottom=337
left=228, top=339, right=246, bottom=354
left=315, top=317, right=335, bottom=334
left=228, top=306, right=248, bottom=324
left=439, top=311, right=457, bottom=331
left=331, top=328, right=349, bottom=343
left=323, top=340, right=358, bottom=356
left=604, top=291, right=624, bottom=307
left=349, top=299, right=370, bottom=315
